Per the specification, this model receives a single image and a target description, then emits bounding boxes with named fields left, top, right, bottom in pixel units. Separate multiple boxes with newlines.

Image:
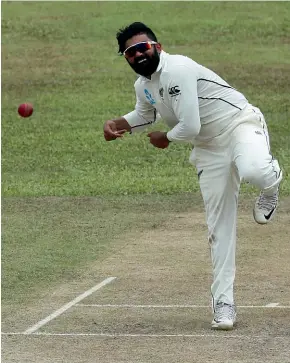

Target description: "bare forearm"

left=111, top=117, right=132, bottom=132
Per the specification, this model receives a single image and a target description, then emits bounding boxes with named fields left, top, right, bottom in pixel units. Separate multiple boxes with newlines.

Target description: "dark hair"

left=116, top=22, right=158, bottom=54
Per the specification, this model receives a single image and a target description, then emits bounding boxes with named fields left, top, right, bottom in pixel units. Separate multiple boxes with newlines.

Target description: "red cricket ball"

left=18, top=103, right=33, bottom=118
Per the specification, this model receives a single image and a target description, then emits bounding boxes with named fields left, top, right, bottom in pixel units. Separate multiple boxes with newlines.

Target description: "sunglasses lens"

left=125, top=42, right=152, bottom=57
left=126, top=47, right=137, bottom=58
left=138, top=42, right=152, bottom=52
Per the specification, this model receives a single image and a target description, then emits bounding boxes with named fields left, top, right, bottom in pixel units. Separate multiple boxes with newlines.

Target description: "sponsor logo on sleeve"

left=144, top=89, right=156, bottom=105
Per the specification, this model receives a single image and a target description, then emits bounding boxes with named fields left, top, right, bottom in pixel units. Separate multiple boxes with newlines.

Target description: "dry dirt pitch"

left=2, top=198, right=290, bottom=363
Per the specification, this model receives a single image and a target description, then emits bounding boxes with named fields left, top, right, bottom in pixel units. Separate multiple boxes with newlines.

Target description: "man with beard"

left=103, top=22, right=282, bottom=330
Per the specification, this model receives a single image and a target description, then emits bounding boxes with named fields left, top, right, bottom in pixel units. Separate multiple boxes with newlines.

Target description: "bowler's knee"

left=237, top=160, right=268, bottom=185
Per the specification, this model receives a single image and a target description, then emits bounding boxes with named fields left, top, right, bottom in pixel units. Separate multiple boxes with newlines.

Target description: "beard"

left=127, top=48, right=160, bottom=77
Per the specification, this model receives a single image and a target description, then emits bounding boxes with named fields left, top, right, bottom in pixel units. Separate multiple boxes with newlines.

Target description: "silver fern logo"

left=144, top=89, right=156, bottom=105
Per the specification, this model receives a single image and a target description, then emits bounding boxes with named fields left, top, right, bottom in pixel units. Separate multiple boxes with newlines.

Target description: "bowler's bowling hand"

left=147, top=131, right=170, bottom=149
left=104, top=120, right=127, bottom=141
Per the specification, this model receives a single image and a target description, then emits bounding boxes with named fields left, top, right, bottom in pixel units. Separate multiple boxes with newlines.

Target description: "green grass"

left=1, top=2, right=290, bottom=311
left=2, top=1, right=290, bottom=197
left=1, top=194, right=199, bottom=307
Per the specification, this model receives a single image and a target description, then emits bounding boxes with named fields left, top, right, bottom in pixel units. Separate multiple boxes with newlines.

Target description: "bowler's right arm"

left=103, top=81, right=160, bottom=141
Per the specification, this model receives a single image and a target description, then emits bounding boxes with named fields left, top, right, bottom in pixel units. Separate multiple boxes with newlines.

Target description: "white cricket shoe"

left=211, top=302, right=236, bottom=330
left=253, top=191, right=279, bottom=224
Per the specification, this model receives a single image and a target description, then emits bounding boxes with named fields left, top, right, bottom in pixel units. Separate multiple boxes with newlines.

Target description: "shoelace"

left=214, top=303, right=236, bottom=321
left=257, top=193, right=278, bottom=211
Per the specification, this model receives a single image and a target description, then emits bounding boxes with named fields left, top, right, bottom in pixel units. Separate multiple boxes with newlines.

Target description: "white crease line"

left=265, top=303, right=280, bottom=307
left=77, top=304, right=211, bottom=308
left=75, top=304, right=290, bottom=309
left=23, top=277, right=117, bottom=335
left=2, top=332, right=266, bottom=339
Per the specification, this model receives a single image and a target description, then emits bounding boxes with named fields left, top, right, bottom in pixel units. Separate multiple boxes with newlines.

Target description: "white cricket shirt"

left=123, top=51, right=249, bottom=144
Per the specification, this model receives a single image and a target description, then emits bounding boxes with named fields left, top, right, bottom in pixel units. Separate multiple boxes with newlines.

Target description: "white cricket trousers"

left=189, top=104, right=282, bottom=307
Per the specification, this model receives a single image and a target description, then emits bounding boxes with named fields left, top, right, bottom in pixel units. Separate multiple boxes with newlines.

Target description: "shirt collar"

left=156, top=50, right=167, bottom=73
